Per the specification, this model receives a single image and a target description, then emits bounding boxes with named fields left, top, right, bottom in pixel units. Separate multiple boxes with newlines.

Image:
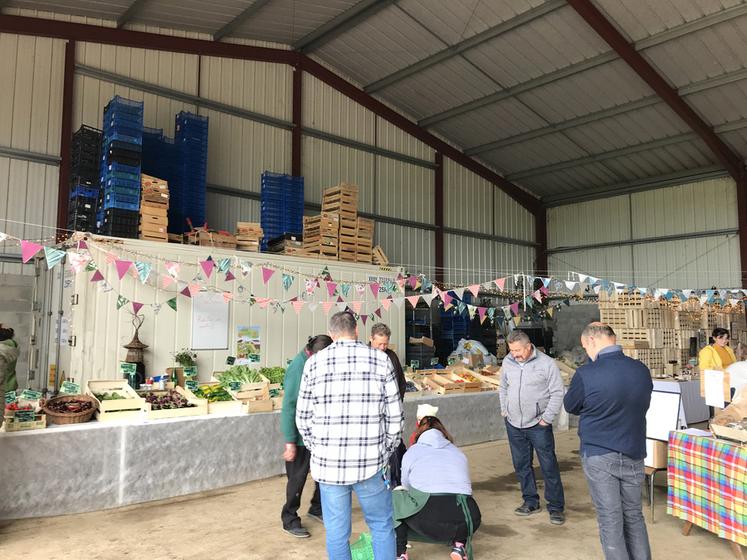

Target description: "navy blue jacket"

left=563, top=346, right=653, bottom=460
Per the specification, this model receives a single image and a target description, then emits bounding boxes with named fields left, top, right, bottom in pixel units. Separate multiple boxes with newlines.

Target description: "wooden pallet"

left=372, top=245, right=389, bottom=266
left=622, top=348, right=664, bottom=370
left=617, top=328, right=676, bottom=349
left=140, top=222, right=168, bottom=236
left=186, top=229, right=237, bottom=249
left=674, top=311, right=703, bottom=330
left=168, top=233, right=183, bottom=243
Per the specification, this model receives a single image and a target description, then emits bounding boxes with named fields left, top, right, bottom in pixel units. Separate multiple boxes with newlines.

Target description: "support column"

left=434, top=152, right=444, bottom=282
left=737, top=176, right=747, bottom=288
left=535, top=206, right=547, bottom=277
left=57, top=39, right=76, bottom=239
left=291, top=62, right=302, bottom=177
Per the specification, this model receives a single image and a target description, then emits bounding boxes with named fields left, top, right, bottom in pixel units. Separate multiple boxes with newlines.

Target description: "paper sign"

left=226, top=356, right=236, bottom=366
left=5, top=391, right=16, bottom=404
left=20, top=389, right=42, bottom=401
left=182, top=366, right=198, bottom=379
left=410, top=360, right=420, bottom=370
left=185, top=380, right=199, bottom=392
left=430, top=357, right=440, bottom=366
left=14, top=410, right=36, bottom=422
left=120, top=362, right=137, bottom=376
left=704, top=369, right=726, bottom=408
left=228, top=381, right=242, bottom=391
left=59, top=381, right=81, bottom=395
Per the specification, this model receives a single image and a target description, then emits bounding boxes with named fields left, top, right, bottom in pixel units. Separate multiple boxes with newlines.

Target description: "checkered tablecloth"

left=667, top=431, right=747, bottom=546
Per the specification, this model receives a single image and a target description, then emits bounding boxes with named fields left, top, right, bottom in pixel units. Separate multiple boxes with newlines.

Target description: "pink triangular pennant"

left=222, top=292, right=233, bottom=303
left=189, top=283, right=201, bottom=297
left=381, top=298, right=392, bottom=312
left=351, top=301, right=363, bottom=314
left=90, top=270, right=104, bottom=282
left=396, top=277, right=406, bottom=290
left=21, top=240, right=43, bottom=263
left=510, top=302, right=520, bottom=315
left=105, top=252, right=116, bottom=265
left=441, top=292, right=453, bottom=306
left=321, top=301, right=336, bottom=315
left=540, top=286, right=549, bottom=296
left=326, top=282, right=338, bottom=297
left=68, top=253, right=90, bottom=273
left=494, top=277, right=506, bottom=291
left=374, top=308, right=382, bottom=318
left=468, top=284, right=481, bottom=297
left=370, top=282, right=380, bottom=299
left=200, top=259, right=214, bottom=279
left=533, top=290, right=543, bottom=303
left=180, top=286, right=192, bottom=298
left=162, top=275, right=174, bottom=289
left=225, top=270, right=236, bottom=282
left=291, top=300, right=305, bottom=314
left=406, top=295, right=421, bottom=307
left=77, top=240, right=88, bottom=251
left=258, top=298, right=271, bottom=309
left=115, top=260, right=132, bottom=280
left=262, top=267, right=275, bottom=285
left=165, top=262, right=180, bottom=277
left=132, top=302, right=144, bottom=315
left=361, top=315, right=368, bottom=325
left=478, top=307, right=487, bottom=323
left=408, top=275, right=418, bottom=289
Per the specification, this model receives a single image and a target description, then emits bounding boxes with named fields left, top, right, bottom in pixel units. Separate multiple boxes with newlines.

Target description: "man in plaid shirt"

left=297, top=311, right=404, bottom=559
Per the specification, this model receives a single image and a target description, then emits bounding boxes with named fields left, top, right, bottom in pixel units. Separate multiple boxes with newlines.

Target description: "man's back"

left=296, top=339, right=403, bottom=485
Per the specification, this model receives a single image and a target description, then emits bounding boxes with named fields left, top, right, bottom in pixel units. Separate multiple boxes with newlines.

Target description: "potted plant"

left=168, top=349, right=198, bottom=387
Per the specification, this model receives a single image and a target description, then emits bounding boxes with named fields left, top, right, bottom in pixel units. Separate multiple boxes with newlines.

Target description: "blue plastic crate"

left=69, top=185, right=100, bottom=200
left=103, top=131, right=143, bottom=146
left=105, top=96, right=144, bottom=115
left=103, top=111, right=143, bottom=129
left=102, top=196, right=139, bottom=212
left=101, top=177, right=141, bottom=191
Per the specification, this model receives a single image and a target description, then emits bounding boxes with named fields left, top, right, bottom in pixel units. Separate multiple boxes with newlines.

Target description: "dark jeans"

left=281, top=445, right=322, bottom=529
left=505, top=420, right=565, bottom=512
left=395, top=495, right=481, bottom=555
left=582, top=453, right=651, bottom=560
left=388, top=440, right=407, bottom=487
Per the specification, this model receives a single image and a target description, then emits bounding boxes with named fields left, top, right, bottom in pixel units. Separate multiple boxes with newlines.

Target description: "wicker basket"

left=43, top=395, right=97, bottom=425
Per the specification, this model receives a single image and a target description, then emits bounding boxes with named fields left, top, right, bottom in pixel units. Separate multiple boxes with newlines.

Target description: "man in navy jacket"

left=564, top=322, right=652, bottom=560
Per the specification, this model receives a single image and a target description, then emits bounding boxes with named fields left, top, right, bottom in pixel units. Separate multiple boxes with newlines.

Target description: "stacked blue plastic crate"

left=171, top=112, right=208, bottom=234
left=260, top=172, right=304, bottom=251
left=97, top=96, right=143, bottom=238
left=68, top=125, right=102, bottom=233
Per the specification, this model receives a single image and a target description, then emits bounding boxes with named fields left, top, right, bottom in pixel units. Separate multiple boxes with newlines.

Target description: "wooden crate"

left=86, top=380, right=148, bottom=422
left=356, top=217, right=374, bottom=240
left=236, top=221, right=263, bottom=235
left=623, top=308, right=675, bottom=328
left=186, top=229, right=237, bottom=249
left=622, top=348, right=664, bottom=371
left=196, top=383, right=244, bottom=415
left=168, top=233, right=183, bottom=243
left=674, top=311, right=703, bottom=330
left=676, top=329, right=698, bottom=349
left=321, top=184, right=359, bottom=218
left=599, top=307, right=627, bottom=327
left=3, top=413, right=46, bottom=432
left=140, top=386, right=208, bottom=420
left=617, top=328, right=676, bottom=348
left=372, top=245, right=389, bottom=266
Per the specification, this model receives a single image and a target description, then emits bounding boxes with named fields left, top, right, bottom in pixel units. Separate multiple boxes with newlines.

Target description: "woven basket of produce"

left=43, top=395, right=97, bottom=425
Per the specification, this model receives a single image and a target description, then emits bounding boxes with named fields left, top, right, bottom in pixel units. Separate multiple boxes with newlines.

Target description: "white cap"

left=416, top=403, right=439, bottom=420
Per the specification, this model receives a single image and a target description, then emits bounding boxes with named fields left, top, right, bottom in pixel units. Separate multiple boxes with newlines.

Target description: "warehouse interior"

left=1, top=0, right=747, bottom=559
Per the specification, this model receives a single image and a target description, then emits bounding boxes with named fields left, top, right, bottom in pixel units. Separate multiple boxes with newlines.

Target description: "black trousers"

left=395, top=495, right=481, bottom=555
left=281, top=445, right=322, bottom=529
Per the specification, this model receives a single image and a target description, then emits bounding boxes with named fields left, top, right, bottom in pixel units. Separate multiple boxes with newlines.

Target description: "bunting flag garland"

left=152, top=303, right=162, bottom=314
left=341, top=284, right=351, bottom=297
left=533, top=290, right=543, bottom=303
left=308, top=302, right=319, bottom=313
left=494, top=277, right=506, bottom=291
left=189, top=283, right=201, bottom=297
left=291, top=300, right=305, bottom=314
left=162, top=275, right=175, bottom=289
left=44, top=246, right=66, bottom=269
left=135, top=261, right=152, bottom=284
left=351, top=301, right=363, bottom=314
left=68, top=252, right=90, bottom=273
left=326, top=282, right=338, bottom=297
left=282, top=273, right=294, bottom=291
left=510, top=302, right=520, bottom=315
left=422, top=293, right=435, bottom=306
left=21, top=240, right=43, bottom=263
left=100, top=281, right=113, bottom=293
left=90, top=269, right=105, bottom=283
left=478, top=307, right=487, bottom=324
left=239, top=260, right=252, bottom=276
left=547, top=307, right=554, bottom=318
left=116, top=295, right=129, bottom=310
left=361, top=315, right=368, bottom=325
left=467, top=284, right=481, bottom=297
left=261, top=267, right=275, bottom=285
left=115, top=260, right=132, bottom=280
left=305, top=279, right=317, bottom=295
left=381, top=297, right=392, bottom=311
left=166, top=297, right=177, bottom=311
left=406, top=295, right=421, bottom=308
left=225, top=270, right=236, bottom=282
left=355, top=284, right=366, bottom=296
left=76, top=239, right=87, bottom=250
left=165, top=262, right=180, bottom=277
left=217, top=258, right=231, bottom=273
left=180, top=286, right=192, bottom=298
left=85, top=260, right=97, bottom=272
left=105, top=252, right=117, bottom=265
left=374, top=308, right=382, bottom=318
left=393, top=297, right=405, bottom=309
left=200, top=258, right=214, bottom=278
left=222, top=292, right=233, bottom=304
left=453, top=287, right=465, bottom=300
left=132, top=302, right=144, bottom=315
left=370, top=282, right=380, bottom=299
left=321, top=301, right=335, bottom=315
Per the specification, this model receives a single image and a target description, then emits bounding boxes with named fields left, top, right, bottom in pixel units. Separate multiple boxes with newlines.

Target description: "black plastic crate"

left=69, top=196, right=97, bottom=214
left=72, top=125, right=102, bottom=149
left=99, top=208, right=140, bottom=228
left=104, top=148, right=141, bottom=167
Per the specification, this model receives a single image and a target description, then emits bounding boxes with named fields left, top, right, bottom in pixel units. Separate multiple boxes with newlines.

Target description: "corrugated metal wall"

left=547, top=177, right=741, bottom=288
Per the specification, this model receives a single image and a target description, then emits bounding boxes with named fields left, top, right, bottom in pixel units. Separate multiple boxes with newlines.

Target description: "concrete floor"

left=0, top=430, right=737, bottom=559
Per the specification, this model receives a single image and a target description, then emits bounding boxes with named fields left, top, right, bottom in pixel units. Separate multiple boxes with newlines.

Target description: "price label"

left=20, top=389, right=42, bottom=401
left=228, top=381, right=242, bottom=391
left=430, top=357, right=440, bottom=366
left=225, top=356, right=236, bottom=366
left=5, top=391, right=16, bottom=404
left=410, top=360, right=420, bottom=370
left=447, top=357, right=457, bottom=366
left=183, top=366, right=197, bottom=379
left=185, top=380, right=199, bottom=392
left=120, top=362, right=137, bottom=376
left=14, top=410, right=36, bottom=422
left=59, top=381, right=81, bottom=395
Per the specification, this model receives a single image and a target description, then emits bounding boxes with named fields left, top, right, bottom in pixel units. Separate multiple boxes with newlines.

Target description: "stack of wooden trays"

left=303, top=213, right=340, bottom=259
left=139, top=174, right=169, bottom=242
left=372, top=245, right=389, bottom=266
left=235, top=222, right=263, bottom=252
left=321, top=183, right=358, bottom=220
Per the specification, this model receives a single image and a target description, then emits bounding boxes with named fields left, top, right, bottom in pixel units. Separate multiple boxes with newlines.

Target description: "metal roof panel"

left=480, top=131, right=590, bottom=173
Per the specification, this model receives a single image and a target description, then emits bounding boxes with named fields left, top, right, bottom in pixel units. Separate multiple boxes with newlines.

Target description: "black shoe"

left=308, top=511, right=323, bottom=524
left=514, top=503, right=541, bottom=516
left=283, top=526, right=310, bottom=538
left=549, top=511, right=565, bottom=525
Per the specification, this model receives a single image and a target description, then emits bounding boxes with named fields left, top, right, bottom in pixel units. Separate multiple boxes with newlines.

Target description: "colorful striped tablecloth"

left=667, top=431, right=747, bottom=546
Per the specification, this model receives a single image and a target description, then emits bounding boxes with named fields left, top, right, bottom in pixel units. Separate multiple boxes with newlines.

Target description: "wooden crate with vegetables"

left=138, top=386, right=208, bottom=420
left=86, top=380, right=148, bottom=422
left=192, top=383, right=243, bottom=415
left=3, top=412, right=47, bottom=432
left=423, top=373, right=465, bottom=394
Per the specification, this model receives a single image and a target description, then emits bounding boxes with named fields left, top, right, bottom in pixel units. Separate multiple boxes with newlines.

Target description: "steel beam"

left=292, top=64, right=302, bottom=176
left=0, top=146, right=60, bottom=166
left=293, top=0, right=396, bottom=54
left=364, top=0, right=564, bottom=94
left=57, top=40, right=75, bottom=238
left=418, top=2, right=747, bottom=129
left=548, top=227, right=739, bottom=254
left=116, top=0, right=148, bottom=28
left=542, top=165, right=728, bottom=207
left=434, top=152, right=444, bottom=282
left=213, top=0, right=272, bottom=41
left=535, top=207, right=547, bottom=276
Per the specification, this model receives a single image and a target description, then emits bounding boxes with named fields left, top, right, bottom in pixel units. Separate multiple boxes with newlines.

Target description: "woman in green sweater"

left=280, top=334, right=333, bottom=538
left=0, top=327, right=19, bottom=394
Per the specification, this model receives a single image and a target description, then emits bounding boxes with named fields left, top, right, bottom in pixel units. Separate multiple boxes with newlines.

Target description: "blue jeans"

left=319, top=473, right=395, bottom=560
left=505, top=420, right=565, bottom=512
left=582, top=452, right=651, bottom=560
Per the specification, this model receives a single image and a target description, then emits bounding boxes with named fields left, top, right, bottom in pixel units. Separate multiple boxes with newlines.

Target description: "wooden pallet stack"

left=235, top=222, right=263, bottom=252
left=139, top=174, right=169, bottom=242
left=321, top=183, right=358, bottom=220
left=303, top=213, right=340, bottom=259
left=372, top=245, right=389, bottom=266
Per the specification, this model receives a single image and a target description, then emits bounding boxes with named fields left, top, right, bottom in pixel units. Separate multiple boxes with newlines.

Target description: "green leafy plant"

left=172, top=348, right=197, bottom=367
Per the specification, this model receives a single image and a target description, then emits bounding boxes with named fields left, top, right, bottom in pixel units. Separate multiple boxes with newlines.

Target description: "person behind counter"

left=280, top=334, right=333, bottom=538
left=394, top=415, right=481, bottom=560
left=0, top=327, right=19, bottom=393
left=699, top=327, right=736, bottom=372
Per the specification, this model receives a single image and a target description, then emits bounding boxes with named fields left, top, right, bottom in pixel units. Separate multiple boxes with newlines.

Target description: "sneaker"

left=283, top=526, right=310, bottom=538
left=450, top=542, right=467, bottom=560
left=549, top=510, right=565, bottom=525
left=397, top=554, right=409, bottom=560
left=308, top=511, right=323, bottom=524
left=514, top=503, right=542, bottom=516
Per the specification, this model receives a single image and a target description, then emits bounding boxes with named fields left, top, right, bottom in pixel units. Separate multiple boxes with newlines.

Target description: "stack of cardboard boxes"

left=138, top=174, right=169, bottom=242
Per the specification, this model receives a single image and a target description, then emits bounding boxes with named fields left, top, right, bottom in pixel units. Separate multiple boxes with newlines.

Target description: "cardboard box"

left=408, top=336, right=433, bottom=347
left=644, top=438, right=668, bottom=469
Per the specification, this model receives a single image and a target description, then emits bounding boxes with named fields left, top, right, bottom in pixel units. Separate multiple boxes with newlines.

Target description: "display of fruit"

left=46, top=399, right=94, bottom=414
left=93, top=392, right=127, bottom=401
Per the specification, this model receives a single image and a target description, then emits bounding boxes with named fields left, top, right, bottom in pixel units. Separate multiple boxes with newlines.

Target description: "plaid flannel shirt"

left=296, top=339, right=404, bottom=485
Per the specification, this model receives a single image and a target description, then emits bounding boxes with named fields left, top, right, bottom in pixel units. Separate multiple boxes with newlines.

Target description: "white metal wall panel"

left=0, top=157, right=58, bottom=275
left=64, top=239, right=404, bottom=387
left=443, top=158, right=493, bottom=235
left=375, top=159, right=433, bottom=223
left=548, top=195, right=631, bottom=248
left=444, top=233, right=534, bottom=286
left=630, top=177, right=738, bottom=237
left=548, top=247, right=635, bottom=286
left=376, top=117, right=433, bottom=161
left=303, top=73, right=376, bottom=144
left=205, top=192, right=260, bottom=234
left=494, top=188, right=534, bottom=243
left=200, top=55, right=291, bottom=121
left=202, top=109, right=291, bottom=193
left=0, top=32, right=64, bottom=155
left=377, top=223, right=434, bottom=276
left=301, top=136, right=375, bottom=212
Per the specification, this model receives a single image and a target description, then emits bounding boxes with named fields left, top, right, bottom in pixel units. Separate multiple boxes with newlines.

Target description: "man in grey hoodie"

left=499, top=329, right=566, bottom=525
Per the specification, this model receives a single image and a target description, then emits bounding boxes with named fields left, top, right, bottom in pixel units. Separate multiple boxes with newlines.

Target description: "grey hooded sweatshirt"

left=499, top=346, right=564, bottom=429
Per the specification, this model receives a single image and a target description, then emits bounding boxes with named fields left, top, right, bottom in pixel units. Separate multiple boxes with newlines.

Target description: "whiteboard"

left=191, top=291, right=230, bottom=350
left=646, top=390, right=683, bottom=442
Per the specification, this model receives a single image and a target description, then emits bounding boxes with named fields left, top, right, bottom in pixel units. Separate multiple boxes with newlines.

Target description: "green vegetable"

left=94, top=392, right=126, bottom=401
left=215, top=366, right=263, bottom=386
left=193, top=384, right=234, bottom=402
left=259, top=367, right=286, bottom=385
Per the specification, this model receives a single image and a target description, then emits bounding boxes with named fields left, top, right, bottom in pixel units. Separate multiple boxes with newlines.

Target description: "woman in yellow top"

left=699, top=328, right=737, bottom=371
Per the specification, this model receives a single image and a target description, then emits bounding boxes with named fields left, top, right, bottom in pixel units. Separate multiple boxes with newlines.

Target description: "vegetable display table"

left=667, top=431, right=746, bottom=558
left=0, top=391, right=505, bottom=520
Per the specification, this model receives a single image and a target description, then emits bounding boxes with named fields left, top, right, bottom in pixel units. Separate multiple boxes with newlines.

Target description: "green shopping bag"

left=349, top=532, right=374, bottom=560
